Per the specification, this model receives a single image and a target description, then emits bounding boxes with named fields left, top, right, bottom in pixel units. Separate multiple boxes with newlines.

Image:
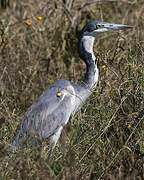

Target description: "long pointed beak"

left=105, top=23, right=133, bottom=30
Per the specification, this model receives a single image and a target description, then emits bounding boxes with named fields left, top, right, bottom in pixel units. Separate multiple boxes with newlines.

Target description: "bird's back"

left=11, top=79, right=79, bottom=147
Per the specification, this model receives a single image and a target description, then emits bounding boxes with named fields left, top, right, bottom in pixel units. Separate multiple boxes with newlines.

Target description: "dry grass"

left=0, top=0, right=144, bottom=179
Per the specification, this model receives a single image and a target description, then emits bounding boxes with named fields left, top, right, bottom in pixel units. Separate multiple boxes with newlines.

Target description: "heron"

left=11, top=20, right=132, bottom=152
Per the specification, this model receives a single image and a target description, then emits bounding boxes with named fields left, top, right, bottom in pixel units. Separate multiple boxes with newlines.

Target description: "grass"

left=0, top=0, right=144, bottom=179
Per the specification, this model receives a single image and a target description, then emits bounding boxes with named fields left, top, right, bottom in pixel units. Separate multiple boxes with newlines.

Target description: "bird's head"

left=81, top=20, right=132, bottom=37
left=78, top=20, right=132, bottom=64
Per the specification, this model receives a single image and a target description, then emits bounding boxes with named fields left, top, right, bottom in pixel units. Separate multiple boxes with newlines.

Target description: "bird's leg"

left=46, top=126, right=64, bottom=160
left=45, top=126, right=63, bottom=161
left=50, top=126, right=63, bottom=149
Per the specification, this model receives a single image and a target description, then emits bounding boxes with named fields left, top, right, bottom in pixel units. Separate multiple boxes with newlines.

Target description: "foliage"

left=0, top=0, right=144, bottom=179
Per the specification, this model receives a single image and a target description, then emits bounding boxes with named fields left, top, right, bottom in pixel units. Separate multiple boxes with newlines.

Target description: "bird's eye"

left=96, top=24, right=104, bottom=29
left=96, top=24, right=101, bottom=29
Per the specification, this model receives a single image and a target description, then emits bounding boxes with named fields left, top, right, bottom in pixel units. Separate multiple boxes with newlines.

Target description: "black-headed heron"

left=11, top=20, right=132, bottom=152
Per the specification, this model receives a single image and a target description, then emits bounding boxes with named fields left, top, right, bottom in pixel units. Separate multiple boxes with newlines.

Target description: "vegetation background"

left=0, top=0, right=144, bottom=179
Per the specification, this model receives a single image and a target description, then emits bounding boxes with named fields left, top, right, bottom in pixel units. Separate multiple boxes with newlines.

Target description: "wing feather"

left=11, top=79, right=76, bottom=146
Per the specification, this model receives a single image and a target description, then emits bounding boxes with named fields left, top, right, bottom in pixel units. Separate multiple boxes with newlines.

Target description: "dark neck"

left=78, top=35, right=98, bottom=90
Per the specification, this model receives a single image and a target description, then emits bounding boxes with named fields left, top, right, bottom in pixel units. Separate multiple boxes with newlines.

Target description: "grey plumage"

left=11, top=80, right=90, bottom=148
left=11, top=20, right=132, bottom=151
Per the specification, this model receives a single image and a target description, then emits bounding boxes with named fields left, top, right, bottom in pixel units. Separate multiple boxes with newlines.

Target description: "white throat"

left=82, top=36, right=96, bottom=62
